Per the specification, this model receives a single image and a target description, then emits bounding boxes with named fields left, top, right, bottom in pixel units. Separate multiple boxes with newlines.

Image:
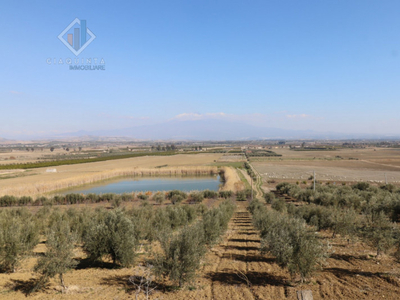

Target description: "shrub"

left=128, top=206, right=155, bottom=241
left=170, top=194, right=185, bottom=205
left=219, top=190, right=233, bottom=199
left=201, top=209, right=223, bottom=246
left=330, top=208, right=358, bottom=238
left=190, top=191, right=204, bottom=203
left=121, top=193, right=134, bottom=202
left=82, top=209, right=137, bottom=266
left=86, top=193, right=100, bottom=203
left=0, top=195, right=18, bottom=207
left=112, top=197, right=123, bottom=208
left=271, top=199, right=287, bottom=213
left=363, top=211, right=395, bottom=257
left=65, top=193, right=85, bottom=204
left=152, top=223, right=206, bottom=287
left=34, top=196, right=50, bottom=206
left=33, top=219, right=77, bottom=291
left=99, top=193, right=115, bottom=202
left=153, top=192, right=165, bottom=205
left=18, top=196, right=32, bottom=206
left=252, top=206, right=325, bottom=283
left=0, top=211, right=39, bottom=273
left=138, top=194, right=149, bottom=201
left=236, top=191, right=246, bottom=201
left=264, top=192, right=275, bottom=204
left=352, top=182, right=370, bottom=191
left=203, top=190, right=218, bottom=199
left=166, top=190, right=187, bottom=200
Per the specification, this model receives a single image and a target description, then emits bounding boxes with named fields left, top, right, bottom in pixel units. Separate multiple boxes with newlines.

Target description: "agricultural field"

left=2, top=195, right=400, bottom=299
left=0, top=154, right=223, bottom=197
left=252, top=147, right=400, bottom=187
left=2, top=147, right=400, bottom=299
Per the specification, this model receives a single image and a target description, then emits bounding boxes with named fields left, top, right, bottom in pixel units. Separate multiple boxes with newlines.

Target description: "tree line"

left=264, top=182, right=400, bottom=259
left=0, top=200, right=235, bottom=293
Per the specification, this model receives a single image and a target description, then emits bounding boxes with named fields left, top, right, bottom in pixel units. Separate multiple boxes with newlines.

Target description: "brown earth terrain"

left=253, top=148, right=400, bottom=185
left=2, top=201, right=400, bottom=299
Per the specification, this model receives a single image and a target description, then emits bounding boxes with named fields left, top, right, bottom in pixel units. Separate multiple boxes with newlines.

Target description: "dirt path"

left=202, top=201, right=291, bottom=300
left=238, top=169, right=263, bottom=199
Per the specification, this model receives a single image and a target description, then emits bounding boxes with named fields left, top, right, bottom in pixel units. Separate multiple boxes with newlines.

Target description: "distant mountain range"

left=59, top=119, right=397, bottom=141
left=1, top=119, right=399, bottom=142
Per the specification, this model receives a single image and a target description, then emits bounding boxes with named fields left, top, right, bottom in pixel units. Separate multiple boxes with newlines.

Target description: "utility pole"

left=385, top=173, right=388, bottom=185
left=251, top=175, right=253, bottom=201
left=313, top=170, right=316, bottom=192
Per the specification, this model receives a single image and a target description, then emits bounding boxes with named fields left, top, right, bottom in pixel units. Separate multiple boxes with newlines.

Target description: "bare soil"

left=253, top=147, right=400, bottom=185
left=2, top=201, right=400, bottom=299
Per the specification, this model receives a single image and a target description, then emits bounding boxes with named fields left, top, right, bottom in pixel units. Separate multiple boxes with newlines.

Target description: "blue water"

left=60, top=176, right=221, bottom=194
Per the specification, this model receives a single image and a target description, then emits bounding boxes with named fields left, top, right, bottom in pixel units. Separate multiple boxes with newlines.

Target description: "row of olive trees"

left=0, top=189, right=235, bottom=207
left=272, top=182, right=400, bottom=257
left=151, top=200, right=235, bottom=287
left=274, top=182, right=400, bottom=221
left=249, top=199, right=326, bottom=283
left=0, top=202, right=212, bottom=293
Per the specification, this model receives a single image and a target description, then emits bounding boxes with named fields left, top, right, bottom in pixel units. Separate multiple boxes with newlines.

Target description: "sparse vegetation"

left=0, top=209, right=39, bottom=273
left=33, top=219, right=77, bottom=292
left=250, top=199, right=326, bottom=283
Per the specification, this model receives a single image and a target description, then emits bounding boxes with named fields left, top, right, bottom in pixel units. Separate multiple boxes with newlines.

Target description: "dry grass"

left=220, top=167, right=243, bottom=191
left=253, top=147, right=400, bottom=184
left=0, top=166, right=221, bottom=197
left=0, top=154, right=223, bottom=196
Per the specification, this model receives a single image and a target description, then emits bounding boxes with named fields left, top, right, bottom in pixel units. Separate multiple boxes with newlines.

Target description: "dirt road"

left=201, top=201, right=293, bottom=300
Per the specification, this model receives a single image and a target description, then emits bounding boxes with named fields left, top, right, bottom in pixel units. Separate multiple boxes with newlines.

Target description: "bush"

left=137, top=194, right=149, bottom=201
left=99, top=193, right=115, bottom=202
left=330, top=207, right=358, bottom=238
left=236, top=191, right=246, bottom=201
left=166, top=190, right=187, bottom=200
left=352, top=182, right=370, bottom=191
left=252, top=206, right=325, bottom=283
left=363, top=211, right=395, bottom=256
left=0, top=211, right=39, bottom=272
left=121, top=193, right=134, bottom=202
left=153, top=192, right=165, bottom=205
left=219, top=190, right=233, bottom=199
left=0, top=195, right=18, bottom=207
left=33, top=219, right=77, bottom=291
left=190, top=191, right=204, bottom=203
left=65, top=193, right=85, bottom=204
left=271, top=199, right=287, bottom=213
left=152, top=223, right=206, bottom=287
left=112, top=197, right=123, bottom=208
left=34, top=196, right=50, bottom=206
left=264, top=192, right=275, bottom=204
left=170, top=194, right=185, bottom=205
left=203, top=190, right=218, bottom=199
left=18, top=196, right=32, bottom=206
left=82, top=209, right=137, bottom=266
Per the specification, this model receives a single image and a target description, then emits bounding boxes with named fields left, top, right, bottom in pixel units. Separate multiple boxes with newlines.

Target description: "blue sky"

left=1, top=0, right=400, bottom=138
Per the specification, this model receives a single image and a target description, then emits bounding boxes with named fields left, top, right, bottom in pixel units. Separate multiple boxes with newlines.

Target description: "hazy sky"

left=1, top=0, right=400, bottom=138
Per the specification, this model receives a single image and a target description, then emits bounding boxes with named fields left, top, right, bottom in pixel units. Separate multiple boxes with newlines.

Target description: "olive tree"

left=0, top=210, right=39, bottom=273
left=363, top=211, right=395, bottom=257
left=152, top=223, right=206, bottom=287
left=33, top=219, right=77, bottom=291
left=82, top=209, right=137, bottom=266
